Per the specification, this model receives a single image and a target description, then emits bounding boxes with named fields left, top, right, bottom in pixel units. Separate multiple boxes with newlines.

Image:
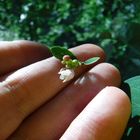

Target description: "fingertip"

left=87, top=44, right=106, bottom=59
left=90, top=86, right=131, bottom=139
left=82, top=44, right=106, bottom=61
left=61, top=86, right=131, bottom=140
left=102, top=86, right=131, bottom=114
left=71, top=44, right=106, bottom=62
left=89, top=63, right=121, bottom=87
left=102, top=63, right=121, bottom=86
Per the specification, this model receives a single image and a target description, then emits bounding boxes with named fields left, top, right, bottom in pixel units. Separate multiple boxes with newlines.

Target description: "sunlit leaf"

left=83, top=57, right=100, bottom=65
left=50, top=47, right=77, bottom=60
left=121, top=76, right=140, bottom=139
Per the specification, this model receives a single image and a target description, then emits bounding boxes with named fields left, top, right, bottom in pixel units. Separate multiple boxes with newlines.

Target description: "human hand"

left=0, top=41, right=131, bottom=140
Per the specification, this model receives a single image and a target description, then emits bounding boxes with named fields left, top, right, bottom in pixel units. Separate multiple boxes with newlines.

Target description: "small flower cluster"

left=61, top=55, right=82, bottom=69
left=50, top=46, right=100, bottom=83
left=58, top=55, right=81, bottom=83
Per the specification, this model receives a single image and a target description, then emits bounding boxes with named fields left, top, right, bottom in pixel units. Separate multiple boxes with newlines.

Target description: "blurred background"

left=0, top=0, right=140, bottom=80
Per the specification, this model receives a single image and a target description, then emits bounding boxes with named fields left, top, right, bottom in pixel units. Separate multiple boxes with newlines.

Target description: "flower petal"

left=58, top=68, right=75, bottom=82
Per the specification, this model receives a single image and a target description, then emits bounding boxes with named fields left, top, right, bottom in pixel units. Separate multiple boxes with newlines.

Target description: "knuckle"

left=0, top=81, right=28, bottom=119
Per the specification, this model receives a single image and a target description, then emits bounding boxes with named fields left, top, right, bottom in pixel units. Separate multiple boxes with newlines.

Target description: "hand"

left=0, top=41, right=130, bottom=140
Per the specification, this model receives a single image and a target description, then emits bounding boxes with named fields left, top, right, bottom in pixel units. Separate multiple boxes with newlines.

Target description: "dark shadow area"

left=121, top=83, right=140, bottom=140
left=122, top=116, right=140, bottom=140
left=120, top=82, right=131, bottom=99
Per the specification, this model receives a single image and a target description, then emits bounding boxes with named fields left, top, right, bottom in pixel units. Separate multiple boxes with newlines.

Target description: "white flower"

left=58, top=68, right=75, bottom=83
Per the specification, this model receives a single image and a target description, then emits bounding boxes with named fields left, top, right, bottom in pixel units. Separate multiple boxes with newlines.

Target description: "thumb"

left=60, top=87, right=131, bottom=140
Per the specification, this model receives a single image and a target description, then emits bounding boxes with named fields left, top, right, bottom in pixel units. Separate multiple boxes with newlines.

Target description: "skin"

left=0, top=41, right=131, bottom=140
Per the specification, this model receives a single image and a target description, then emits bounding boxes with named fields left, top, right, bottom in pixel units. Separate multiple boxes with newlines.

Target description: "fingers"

left=61, top=87, right=131, bottom=140
left=0, top=40, right=51, bottom=75
left=8, top=63, right=121, bottom=140
left=0, top=44, right=105, bottom=139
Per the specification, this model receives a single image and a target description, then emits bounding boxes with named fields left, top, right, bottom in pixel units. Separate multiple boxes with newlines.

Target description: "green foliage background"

left=0, top=0, right=140, bottom=79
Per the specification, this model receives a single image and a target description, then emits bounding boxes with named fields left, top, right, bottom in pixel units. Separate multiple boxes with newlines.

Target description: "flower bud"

left=61, top=60, right=66, bottom=65
left=63, top=55, right=71, bottom=61
left=72, top=59, right=80, bottom=67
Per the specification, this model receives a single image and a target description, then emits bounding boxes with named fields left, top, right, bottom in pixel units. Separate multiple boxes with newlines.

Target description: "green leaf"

left=125, top=76, right=140, bottom=117
left=50, top=47, right=77, bottom=60
left=121, top=76, right=140, bottom=139
left=83, top=57, right=100, bottom=65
